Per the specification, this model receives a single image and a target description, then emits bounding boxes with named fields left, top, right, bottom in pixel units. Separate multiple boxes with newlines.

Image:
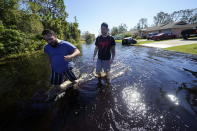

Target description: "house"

left=141, top=21, right=197, bottom=38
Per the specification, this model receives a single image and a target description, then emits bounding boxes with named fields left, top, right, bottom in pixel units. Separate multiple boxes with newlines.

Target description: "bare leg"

left=105, top=71, right=111, bottom=85
left=72, top=79, right=80, bottom=89
left=95, top=72, right=102, bottom=85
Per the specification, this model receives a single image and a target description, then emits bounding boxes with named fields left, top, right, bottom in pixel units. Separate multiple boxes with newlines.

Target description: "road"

left=141, top=39, right=197, bottom=48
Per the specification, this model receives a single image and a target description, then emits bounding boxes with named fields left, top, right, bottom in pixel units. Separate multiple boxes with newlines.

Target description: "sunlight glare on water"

left=122, top=85, right=147, bottom=116
left=167, top=94, right=179, bottom=105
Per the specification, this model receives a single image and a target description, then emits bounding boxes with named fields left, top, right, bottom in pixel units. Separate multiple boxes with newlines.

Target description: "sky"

left=64, top=0, right=197, bottom=36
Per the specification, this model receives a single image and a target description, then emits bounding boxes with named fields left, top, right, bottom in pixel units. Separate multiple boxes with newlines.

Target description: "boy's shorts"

left=96, top=59, right=111, bottom=73
left=50, top=68, right=77, bottom=85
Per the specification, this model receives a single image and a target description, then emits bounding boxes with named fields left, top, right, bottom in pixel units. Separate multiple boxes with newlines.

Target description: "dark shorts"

left=51, top=69, right=77, bottom=85
left=96, top=59, right=111, bottom=73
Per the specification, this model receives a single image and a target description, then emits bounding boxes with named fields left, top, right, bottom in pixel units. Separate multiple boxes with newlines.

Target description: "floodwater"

left=0, top=43, right=197, bottom=131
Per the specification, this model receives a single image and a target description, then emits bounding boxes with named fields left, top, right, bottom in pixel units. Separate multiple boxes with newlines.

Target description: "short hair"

left=42, top=29, right=56, bottom=36
left=101, top=22, right=108, bottom=28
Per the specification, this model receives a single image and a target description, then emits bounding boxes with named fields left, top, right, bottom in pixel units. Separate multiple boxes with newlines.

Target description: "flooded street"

left=0, top=43, right=197, bottom=131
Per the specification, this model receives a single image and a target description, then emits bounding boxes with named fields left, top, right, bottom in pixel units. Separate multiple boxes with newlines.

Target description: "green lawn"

left=115, top=40, right=122, bottom=43
left=136, top=40, right=156, bottom=45
left=165, top=43, right=197, bottom=55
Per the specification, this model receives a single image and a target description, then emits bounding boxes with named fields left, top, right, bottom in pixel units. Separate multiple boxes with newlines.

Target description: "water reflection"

left=122, top=86, right=146, bottom=115
left=0, top=43, right=197, bottom=130
left=167, top=94, right=179, bottom=105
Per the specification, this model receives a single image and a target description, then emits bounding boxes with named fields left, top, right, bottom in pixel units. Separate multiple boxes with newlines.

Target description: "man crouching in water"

left=93, top=22, right=116, bottom=85
left=42, top=29, right=80, bottom=100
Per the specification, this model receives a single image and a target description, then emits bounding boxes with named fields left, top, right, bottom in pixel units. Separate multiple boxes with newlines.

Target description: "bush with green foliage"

left=0, top=28, right=24, bottom=56
left=0, top=0, right=81, bottom=58
left=113, top=32, right=132, bottom=40
left=83, top=31, right=95, bottom=44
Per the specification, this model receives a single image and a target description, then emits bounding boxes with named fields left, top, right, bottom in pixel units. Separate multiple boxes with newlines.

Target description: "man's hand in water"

left=64, top=55, right=73, bottom=60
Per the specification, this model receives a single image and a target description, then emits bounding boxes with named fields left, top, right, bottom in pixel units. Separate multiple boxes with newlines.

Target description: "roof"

left=129, top=30, right=139, bottom=34
left=142, top=21, right=197, bottom=32
left=160, top=22, right=197, bottom=30
left=141, top=26, right=160, bottom=32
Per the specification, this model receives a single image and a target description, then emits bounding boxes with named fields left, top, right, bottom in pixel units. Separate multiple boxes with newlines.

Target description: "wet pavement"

left=0, top=43, right=197, bottom=131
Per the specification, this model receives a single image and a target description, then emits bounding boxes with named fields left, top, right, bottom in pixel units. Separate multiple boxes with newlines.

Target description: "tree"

left=0, top=28, right=25, bottom=56
left=110, top=23, right=128, bottom=36
left=20, top=14, right=44, bottom=33
left=83, top=31, right=95, bottom=44
left=25, top=0, right=68, bottom=20
left=190, top=13, right=197, bottom=24
left=68, top=22, right=81, bottom=43
left=171, top=8, right=197, bottom=24
left=0, top=0, right=81, bottom=57
left=136, top=18, right=148, bottom=29
left=153, top=12, right=172, bottom=26
left=111, top=27, right=119, bottom=36
left=118, top=23, right=128, bottom=33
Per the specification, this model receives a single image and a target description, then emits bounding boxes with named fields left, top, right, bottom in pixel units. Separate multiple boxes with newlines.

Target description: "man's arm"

left=110, top=46, right=115, bottom=63
left=93, top=46, right=98, bottom=61
left=64, top=48, right=80, bottom=60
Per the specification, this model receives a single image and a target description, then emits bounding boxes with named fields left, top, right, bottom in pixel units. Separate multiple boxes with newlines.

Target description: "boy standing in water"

left=93, top=22, right=116, bottom=85
left=42, top=29, right=80, bottom=99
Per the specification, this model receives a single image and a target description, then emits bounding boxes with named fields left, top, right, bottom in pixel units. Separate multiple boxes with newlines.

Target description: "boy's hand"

left=64, top=55, right=72, bottom=60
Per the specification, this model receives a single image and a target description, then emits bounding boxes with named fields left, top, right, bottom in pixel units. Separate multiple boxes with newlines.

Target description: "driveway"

left=141, top=39, right=197, bottom=48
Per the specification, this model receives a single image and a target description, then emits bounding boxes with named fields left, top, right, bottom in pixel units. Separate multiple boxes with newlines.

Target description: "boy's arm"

left=93, top=46, right=98, bottom=61
left=64, top=48, right=80, bottom=60
left=93, top=37, right=99, bottom=61
left=110, top=46, right=115, bottom=63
